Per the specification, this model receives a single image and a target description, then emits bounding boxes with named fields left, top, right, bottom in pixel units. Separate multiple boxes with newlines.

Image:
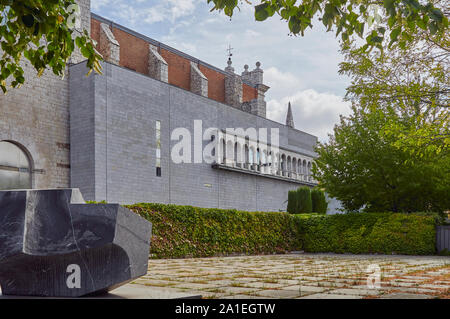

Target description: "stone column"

left=224, top=59, right=242, bottom=109
left=190, top=62, right=208, bottom=97
left=242, top=62, right=270, bottom=118
left=99, top=23, right=120, bottom=65
left=69, top=0, right=92, bottom=64
left=250, top=84, right=270, bottom=118
left=148, top=44, right=168, bottom=83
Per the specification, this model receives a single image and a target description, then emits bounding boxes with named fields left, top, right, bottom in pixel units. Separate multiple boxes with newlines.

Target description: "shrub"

left=287, top=190, right=298, bottom=214
left=124, top=202, right=438, bottom=258
left=311, top=189, right=328, bottom=214
left=299, top=212, right=437, bottom=255
left=127, top=203, right=303, bottom=259
left=297, top=187, right=312, bottom=214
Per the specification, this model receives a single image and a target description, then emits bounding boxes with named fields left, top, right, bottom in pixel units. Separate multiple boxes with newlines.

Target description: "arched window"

left=0, top=141, right=32, bottom=190
left=226, top=140, right=234, bottom=164
left=221, top=139, right=226, bottom=163
left=249, top=148, right=254, bottom=165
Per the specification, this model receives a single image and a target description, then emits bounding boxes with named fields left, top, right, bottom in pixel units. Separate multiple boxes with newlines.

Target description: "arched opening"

left=220, top=138, right=226, bottom=164
left=303, top=160, right=307, bottom=180
left=261, top=150, right=267, bottom=173
left=244, top=144, right=249, bottom=169
left=256, top=148, right=261, bottom=171
left=292, top=158, right=297, bottom=178
left=226, top=140, right=234, bottom=165
left=281, top=154, right=286, bottom=176
left=249, top=147, right=254, bottom=169
left=298, top=160, right=302, bottom=179
left=287, top=156, right=291, bottom=177
left=0, top=141, right=33, bottom=190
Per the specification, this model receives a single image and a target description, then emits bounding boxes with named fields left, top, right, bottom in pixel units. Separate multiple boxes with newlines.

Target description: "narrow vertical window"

left=156, top=120, right=161, bottom=177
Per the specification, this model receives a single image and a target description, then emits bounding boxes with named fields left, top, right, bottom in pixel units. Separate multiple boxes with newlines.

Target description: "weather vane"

left=227, top=44, right=234, bottom=61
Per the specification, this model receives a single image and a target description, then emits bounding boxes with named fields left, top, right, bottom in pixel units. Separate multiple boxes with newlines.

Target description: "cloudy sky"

left=91, top=0, right=353, bottom=141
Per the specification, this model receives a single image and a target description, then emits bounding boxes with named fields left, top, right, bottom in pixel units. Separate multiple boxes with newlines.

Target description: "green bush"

left=297, top=187, right=312, bottom=214
left=124, top=202, right=438, bottom=258
left=311, top=189, right=328, bottom=214
left=127, top=203, right=302, bottom=259
left=287, top=190, right=298, bottom=214
left=299, top=212, right=437, bottom=255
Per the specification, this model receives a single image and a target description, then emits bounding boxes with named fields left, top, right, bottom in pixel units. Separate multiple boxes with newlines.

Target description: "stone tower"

left=286, top=102, right=295, bottom=128
left=70, top=0, right=92, bottom=64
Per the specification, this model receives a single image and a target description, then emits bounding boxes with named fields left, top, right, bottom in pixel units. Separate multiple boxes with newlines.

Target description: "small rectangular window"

left=156, top=120, right=161, bottom=177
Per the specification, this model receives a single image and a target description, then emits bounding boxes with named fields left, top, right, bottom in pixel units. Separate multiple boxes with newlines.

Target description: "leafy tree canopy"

left=208, top=0, right=448, bottom=49
left=0, top=0, right=102, bottom=93
left=312, top=105, right=449, bottom=213
left=339, top=14, right=449, bottom=156
left=313, top=4, right=449, bottom=213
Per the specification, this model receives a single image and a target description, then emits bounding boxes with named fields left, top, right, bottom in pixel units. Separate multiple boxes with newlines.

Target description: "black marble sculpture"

left=0, top=189, right=152, bottom=297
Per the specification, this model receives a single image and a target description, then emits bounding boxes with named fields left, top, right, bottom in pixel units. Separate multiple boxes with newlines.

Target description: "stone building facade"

left=0, top=1, right=318, bottom=212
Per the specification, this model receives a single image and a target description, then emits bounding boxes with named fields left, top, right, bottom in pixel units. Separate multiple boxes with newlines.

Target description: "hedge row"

left=127, top=203, right=438, bottom=258
left=127, top=203, right=302, bottom=258
left=299, top=212, right=437, bottom=255
left=287, top=187, right=328, bottom=214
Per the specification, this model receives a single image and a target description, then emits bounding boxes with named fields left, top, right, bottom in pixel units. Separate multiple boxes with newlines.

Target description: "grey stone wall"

left=69, top=62, right=317, bottom=211
left=70, top=0, right=92, bottom=64
left=190, top=62, right=208, bottom=97
left=225, top=73, right=243, bottom=109
left=99, top=23, right=120, bottom=65
left=0, top=0, right=91, bottom=189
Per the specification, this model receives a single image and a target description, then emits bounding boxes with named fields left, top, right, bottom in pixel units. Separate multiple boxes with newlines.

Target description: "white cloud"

left=91, top=0, right=200, bottom=26
left=267, top=89, right=351, bottom=142
left=264, top=67, right=305, bottom=97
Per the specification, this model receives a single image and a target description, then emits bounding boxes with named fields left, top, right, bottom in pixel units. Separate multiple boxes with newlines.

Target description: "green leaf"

left=255, top=4, right=269, bottom=21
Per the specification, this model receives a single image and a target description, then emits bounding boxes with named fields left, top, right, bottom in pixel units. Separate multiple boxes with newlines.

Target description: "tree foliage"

left=313, top=105, right=449, bottom=213
left=311, top=188, right=328, bottom=214
left=312, top=0, right=449, bottom=213
left=0, top=0, right=102, bottom=93
left=287, top=190, right=298, bottom=213
left=297, top=187, right=313, bottom=213
left=207, top=0, right=448, bottom=49
left=339, top=9, right=449, bottom=156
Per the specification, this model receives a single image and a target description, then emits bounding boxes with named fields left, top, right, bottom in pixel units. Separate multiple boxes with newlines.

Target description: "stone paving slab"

left=253, top=289, right=304, bottom=299
left=132, top=254, right=450, bottom=299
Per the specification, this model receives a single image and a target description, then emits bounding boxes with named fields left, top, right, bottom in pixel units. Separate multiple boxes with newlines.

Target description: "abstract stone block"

left=0, top=189, right=152, bottom=297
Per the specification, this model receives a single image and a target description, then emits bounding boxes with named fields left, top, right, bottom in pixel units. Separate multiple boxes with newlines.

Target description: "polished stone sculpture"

left=0, top=189, right=152, bottom=297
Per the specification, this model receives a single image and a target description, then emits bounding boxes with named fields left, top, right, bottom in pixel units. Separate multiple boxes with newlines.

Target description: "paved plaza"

left=131, top=254, right=450, bottom=299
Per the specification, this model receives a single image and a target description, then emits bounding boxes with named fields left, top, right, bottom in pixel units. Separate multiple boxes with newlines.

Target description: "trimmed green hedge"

left=311, top=189, right=328, bottom=214
left=287, top=190, right=298, bottom=214
left=127, top=203, right=302, bottom=259
left=297, top=187, right=312, bottom=214
left=125, top=203, right=438, bottom=258
left=299, top=212, right=437, bottom=255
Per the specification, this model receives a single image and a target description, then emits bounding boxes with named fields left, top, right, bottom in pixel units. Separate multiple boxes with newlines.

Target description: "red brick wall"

left=91, top=18, right=100, bottom=49
left=90, top=17, right=256, bottom=105
left=199, top=65, right=225, bottom=103
left=112, top=28, right=149, bottom=74
left=159, top=49, right=191, bottom=91
left=243, top=84, right=257, bottom=102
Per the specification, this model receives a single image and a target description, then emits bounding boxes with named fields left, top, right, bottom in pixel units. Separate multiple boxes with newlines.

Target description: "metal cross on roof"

left=227, top=44, right=234, bottom=59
